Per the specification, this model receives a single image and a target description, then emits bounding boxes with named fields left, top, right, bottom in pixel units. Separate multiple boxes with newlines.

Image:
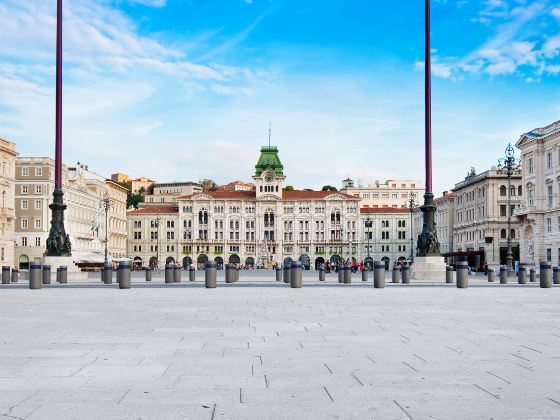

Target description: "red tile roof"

left=127, top=205, right=178, bottom=215
left=360, top=207, right=410, bottom=214
left=434, top=192, right=455, bottom=204
left=178, top=190, right=359, bottom=201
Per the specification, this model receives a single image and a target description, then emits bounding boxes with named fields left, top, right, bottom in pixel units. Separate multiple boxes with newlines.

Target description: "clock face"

left=264, top=172, right=274, bottom=182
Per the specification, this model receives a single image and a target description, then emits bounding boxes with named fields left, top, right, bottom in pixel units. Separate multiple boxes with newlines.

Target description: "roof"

left=434, top=192, right=454, bottom=204
left=255, top=146, right=284, bottom=176
left=516, top=119, right=560, bottom=148
left=360, top=207, right=410, bottom=214
left=178, top=190, right=359, bottom=201
left=127, top=205, right=178, bottom=215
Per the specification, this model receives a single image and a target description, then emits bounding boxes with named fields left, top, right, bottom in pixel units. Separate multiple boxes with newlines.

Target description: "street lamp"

left=497, top=143, right=521, bottom=276
left=99, top=191, right=113, bottom=267
left=153, top=217, right=160, bottom=269
left=406, top=192, right=419, bottom=263
left=365, top=216, right=372, bottom=268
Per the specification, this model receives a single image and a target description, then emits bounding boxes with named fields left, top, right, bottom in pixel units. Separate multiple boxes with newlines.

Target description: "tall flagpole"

left=46, top=0, right=72, bottom=257
left=416, top=0, right=440, bottom=257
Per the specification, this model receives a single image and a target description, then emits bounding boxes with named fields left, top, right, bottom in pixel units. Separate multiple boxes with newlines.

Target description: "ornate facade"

left=516, top=120, right=560, bottom=266
left=0, top=138, right=17, bottom=268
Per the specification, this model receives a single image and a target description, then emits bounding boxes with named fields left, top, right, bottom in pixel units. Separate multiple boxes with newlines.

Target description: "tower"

left=253, top=146, right=285, bottom=199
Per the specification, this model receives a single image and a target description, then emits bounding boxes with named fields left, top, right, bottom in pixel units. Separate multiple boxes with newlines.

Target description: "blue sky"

left=1, top=0, right=560, bottom=195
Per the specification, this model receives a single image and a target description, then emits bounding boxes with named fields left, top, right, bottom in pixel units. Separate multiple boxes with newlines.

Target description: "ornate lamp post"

left=406, top=192, right=419, bottom=263
left=46, top=0, right=72, bottom=257
left=365, top=216, right=372, bottom=261
left=417, top=0, right=441, bottom=258
left=153, top=217, right=160, bottom=269
left=497, top=143, right=521, bottom=275
left=99, top=191, right=113, bottom=266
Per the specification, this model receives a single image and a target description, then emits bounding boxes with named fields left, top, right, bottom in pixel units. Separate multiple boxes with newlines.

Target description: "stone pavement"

left=0, top=272, right=559, bottom=419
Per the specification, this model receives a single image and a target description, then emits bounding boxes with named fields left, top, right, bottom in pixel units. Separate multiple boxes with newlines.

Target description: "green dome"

left=255, top=146, right=284, bottom=176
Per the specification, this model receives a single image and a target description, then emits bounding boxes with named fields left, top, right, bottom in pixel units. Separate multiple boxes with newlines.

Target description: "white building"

left=0, top=138, right=17, bottom=268
left=516, top=120, right=560, bottom=266
left=341, top=178, right=424, bottom=209
left=143, top=182, right=202, bottom=204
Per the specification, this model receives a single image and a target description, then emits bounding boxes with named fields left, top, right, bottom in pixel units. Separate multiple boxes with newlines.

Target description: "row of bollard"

left=2, top=266, right=19, bottom=284
left=28, top=264, right=67, bottom=289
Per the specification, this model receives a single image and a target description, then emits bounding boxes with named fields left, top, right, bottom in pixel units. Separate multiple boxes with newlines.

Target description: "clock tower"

left=254, top=145, right=285, bottom=199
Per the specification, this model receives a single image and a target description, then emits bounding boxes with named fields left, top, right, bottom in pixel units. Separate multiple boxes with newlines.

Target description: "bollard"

left=58, top=266, right=67, bottom=284
left=344, top=263, right=352, bottom=284
left=145, top=267, right=152, bottom=282
left=319, top=264, right=325, bottom=282
left=1, top=266, right=10, bottom=284
left=103, top=264, right=112, bottom=284
left=392, top=267, right=400, bottom=284
left=189, top=266, right=195, bottom=282
left=487, top=268, right=495, bottom=283
left=11, top=268, right=18, bottom=283
left=291, top=261, right=302, bottom=288
left=164, top=264, right=174, bottom=284
left=553, top=267, right=560, bottom=285
left=456, top=261, right=468, bottom=288
left=42, top=265, right=51, bottom=285
left=338, top=266, right=344, bottom=284
left=373, top=261, right=385, bottom=288
left=518, top=265, right=527, bottom=285
left=540, top=261, right=552, bottom=288
left=173, top=265, right=181, bottom=283
left=445, top=266, right=454, bottom=284
left=401, top=266, right=410, bottom=284
left=117, top=262, right=131, bottom=289
left=225, top=264, right=235, bottom=284
left=29, top=263, right=41, bottom=289
left=529, top=267, right=536, bottom=282
left=205, top=262, right=217, bottom=288
left=499, top=266, right=508, bottom=284
left=283, top=265, right=291, bottom=284
left=276, top=267, right=282, bottom=282
left=361, top=269, right=368, bottom=282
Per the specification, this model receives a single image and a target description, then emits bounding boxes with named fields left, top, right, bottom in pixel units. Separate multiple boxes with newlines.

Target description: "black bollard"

left=103, top=264, right=112, bottom=284
left=361, top=269, right=368, bottom=282
left=11, top=268, right=18, bottom=283
left=145, top=267, right=152, bottom=282
left=205, top=262, right=217, bottom=288
left=392, top=267, right=400, bottom=283
left=319, top=264, right=325, bottom=282
left=1, top=266, right=10, bottom=284
left=540, top=261, right=552, bottom=288
left=518, top=264, right=527, bottom=285
left=225, top=264, right=235, bottom=284
left=276, top=267, right=282, bottom=282
left=118, top=261, right=131, bottom=289
left=42, top=265, right=51, bottom=285
left=173, top=264, right=181, bottom=283
left=401, top=265, right=410, bottom=284
left=499, top=266, right=508, bottom=284
left=291, top=261, right=302, bottom=288
left=58, top=266, right=67, bottom=284
left=446, top=266, right=454, bottom=284
left=283, top=264, right=291, bottom=284
left=487, top=267, right=495, bottom=283
left=553, top=267, right=560, bottom=285
left=456, top=261, right=468, bottom=288
left=164, top=264, right=173, bottom=284
left=29, top=263, right=42, bottom=289
left=189, top=266, right=195, bottom=282
left=529, top=267, right=536, bottom=282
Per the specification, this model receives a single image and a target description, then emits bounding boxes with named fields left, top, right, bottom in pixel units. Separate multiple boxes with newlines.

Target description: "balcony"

left=513, top=206, right=536, bottom=217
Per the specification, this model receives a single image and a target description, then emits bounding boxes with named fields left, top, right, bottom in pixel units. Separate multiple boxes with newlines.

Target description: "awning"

left=442, top=250, right=484, bottom=258
left=72, top=251, right=107, bottom=264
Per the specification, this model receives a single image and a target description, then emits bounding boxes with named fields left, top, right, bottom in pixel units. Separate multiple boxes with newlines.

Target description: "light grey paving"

left=0, top=271, right=559, bottom=419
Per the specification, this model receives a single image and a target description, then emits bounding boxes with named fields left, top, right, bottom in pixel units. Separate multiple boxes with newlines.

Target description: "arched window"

left=511, top=229, right=516, bottom=239
left=500, top=185, right=507, bottom=196
left=518, top=185, right=522, bottom=196
left=510, top=186, right=516, bottom=196
left=500, top=229, right=507, bottom=239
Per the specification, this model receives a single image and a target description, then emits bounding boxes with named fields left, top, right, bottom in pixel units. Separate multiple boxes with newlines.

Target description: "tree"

left=200, top=179, right=218, bottom=192
left=283, top=185, right=294, bottom=191
left=127, top=194, right=144, bottom=209
left=321, top=185, right=338, bottom=191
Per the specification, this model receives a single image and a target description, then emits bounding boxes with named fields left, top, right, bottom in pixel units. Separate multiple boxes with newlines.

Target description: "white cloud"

left=552, top=7, right=560, bottom=20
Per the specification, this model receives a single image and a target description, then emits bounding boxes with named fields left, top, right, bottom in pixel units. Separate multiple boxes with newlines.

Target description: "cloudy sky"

left=1, top=0, right=559, bottom=195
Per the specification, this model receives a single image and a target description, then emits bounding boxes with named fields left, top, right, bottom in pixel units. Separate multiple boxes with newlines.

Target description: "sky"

left=1, top=0, right=560, bottom=196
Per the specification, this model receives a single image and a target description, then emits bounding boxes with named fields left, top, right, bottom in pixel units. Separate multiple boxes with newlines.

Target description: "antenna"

left=268, top=121, right=271, bottom=148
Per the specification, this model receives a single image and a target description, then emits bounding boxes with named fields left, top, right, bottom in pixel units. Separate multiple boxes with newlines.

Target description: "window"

left=547, top=152, right=552, bottom=169
left=21, top=237, right=27, bottom=246
left=35, top=200, right=42, bottom=210
left=548, top=185, right=553, bottom=207
left=0, top=248, right=3, bottom=261
left=21, top=219, right=28, bottom=229
left=34, top=219, right=41, bottom=229
left=35, top=237, right=41, bottom=246
left=500, top=205, right=507, bottom=217
left=528, top=157, right=534, bottom=174
left=35, top=185, right=42, bottom=194
left=500, top=229, right=506, bottom=239
left=499, top=185, right=506, bottom=196
left=518, top=185, right=522, bottom=196
left=547, top=248, right=552, bottom=262
left=547, top=218, right=552, bottom=233
left=22, top=185, right=28, bottom=195
left=21, top=200, right=28, bottom=210
left=22, top=167, right=29, bottom=176
left=35, top=167, right=42, bottom=176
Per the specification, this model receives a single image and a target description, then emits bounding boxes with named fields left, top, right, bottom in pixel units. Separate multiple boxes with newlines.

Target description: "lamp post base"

left=410, top=256, right=447, bottom=282
left=45, top=189, right=72, bottom=257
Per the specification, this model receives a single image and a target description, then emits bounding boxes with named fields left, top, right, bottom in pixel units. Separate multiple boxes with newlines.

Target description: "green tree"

left=321, top=185, right=338, bottom=191
left=200, top=179, right=218, bottom=192
left=283, top=185, right=295, bottom=191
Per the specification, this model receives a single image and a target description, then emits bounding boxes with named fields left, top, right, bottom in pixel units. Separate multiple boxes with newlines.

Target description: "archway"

left=133, top=256, right=142, bottom=269
left=149, top=256, right=158, bottom=268
left=364, top=256, right=373, bottom=269
left=165, top=256, right=175, bottom=265
left=229, top=254, right=240, bottom=264
left=381, top=256, right=390, bottom=270
left=330, top=255, right=341, bottom=265
left=182, top=256, right=192, bottom=268
left=283, top=257, right=293, bottom=268
left=245, top=256, right=255, bottom=267
left=299, top=254, right=310, bottom=270
left=314, top=257, right=325, bottom=270
left=215, top=256, right=224, bottom=270
left=18, top=254, right=29, bottom=270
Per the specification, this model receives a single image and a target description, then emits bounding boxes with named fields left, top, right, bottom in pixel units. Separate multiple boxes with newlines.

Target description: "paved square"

left=1, top=272, right=559, bottom=419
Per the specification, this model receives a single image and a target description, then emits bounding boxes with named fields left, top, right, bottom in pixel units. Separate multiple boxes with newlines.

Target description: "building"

left=516, top=120, right=560, bottom=266
left=359, top=207, right=414, bottom=268
left=126, top=204, right=179, bottom=269
left=0, top=138, right=17, bottom=268
left=143, top=182, right=202, bottom=204
left=127, top=145, right=361, bottom=270
left=106, top=180, right=128, bottom=259
left=130, top=177, right=155, bottom=195
left=451, top=166, right=522, bottom=269
left=15, top=158, right=127, bottom=268
left=341, top=178, right=424, bottom=209
left=218, top=181, right=256, bottom=192
left=111, top=173, right=129, bottom=184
